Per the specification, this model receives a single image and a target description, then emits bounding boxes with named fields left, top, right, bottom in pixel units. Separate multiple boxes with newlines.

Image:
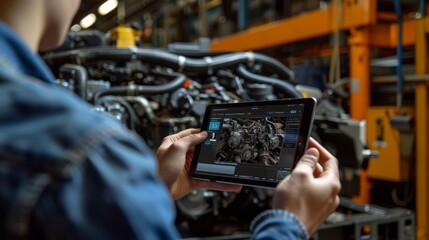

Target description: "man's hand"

left=272, top=138, right=341, bottom=235
left=156, top=128, right=242, bottom=200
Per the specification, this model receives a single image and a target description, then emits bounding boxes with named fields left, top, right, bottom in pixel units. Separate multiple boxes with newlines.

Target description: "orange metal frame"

left=211, top=0, right=376, bottom=51
left=414, top=17, right=429, bottom=240
left=369, top=19, right=416, bottom=48
left=209, top=1, right=429, bottom=239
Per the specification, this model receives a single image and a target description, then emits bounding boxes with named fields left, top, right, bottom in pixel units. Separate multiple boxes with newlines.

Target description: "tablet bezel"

left=189, top=98, right=317, bottom=188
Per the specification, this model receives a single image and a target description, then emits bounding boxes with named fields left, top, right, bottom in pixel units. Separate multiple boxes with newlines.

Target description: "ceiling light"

left=80, top=13, right=96, bottom=29
left=98, top=0, right=118, bottom=15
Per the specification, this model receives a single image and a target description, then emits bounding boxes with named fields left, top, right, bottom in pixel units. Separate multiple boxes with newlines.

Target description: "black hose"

left=95, top=97, right=140, bottom=130
left=93, top=71, right=186, bottom=100
left=236, top=65, right=302, bottom=98
left=217, top=70, right=250, bottom=100
left=44, top=47, right=295, bottom=81
left=59, top=64, right=87, bottom=99
left=116, top=98, right=139, bottom=131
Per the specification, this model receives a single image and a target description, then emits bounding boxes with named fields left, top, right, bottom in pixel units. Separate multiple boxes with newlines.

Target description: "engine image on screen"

left=215, top=117, right=285, bottom=166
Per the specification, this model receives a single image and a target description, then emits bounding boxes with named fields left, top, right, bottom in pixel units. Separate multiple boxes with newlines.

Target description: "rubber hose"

left=236, top=65, right=301, bottom=98
left=59, top=64, right=87, bottom=99
left=94, top=71, right=186, bottom=100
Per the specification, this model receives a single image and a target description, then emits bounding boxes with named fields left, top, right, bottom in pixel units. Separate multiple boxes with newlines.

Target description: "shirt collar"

left=0, top=21, right=56, bottom=84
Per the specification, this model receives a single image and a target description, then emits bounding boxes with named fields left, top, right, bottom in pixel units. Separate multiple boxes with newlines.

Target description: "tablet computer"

left=189, top=98, right=317, bottom=188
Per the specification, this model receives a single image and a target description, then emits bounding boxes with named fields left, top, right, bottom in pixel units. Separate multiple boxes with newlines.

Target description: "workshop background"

left=41, top=0, right=429, bottom=239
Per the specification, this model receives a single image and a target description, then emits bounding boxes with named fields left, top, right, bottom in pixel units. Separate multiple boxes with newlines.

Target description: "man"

left=0, top=0, right=340, bottom=239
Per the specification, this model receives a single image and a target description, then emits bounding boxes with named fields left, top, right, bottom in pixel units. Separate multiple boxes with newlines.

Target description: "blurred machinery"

left=43, top=34, right=382, bottom=238
left=367, top=107, right=414, bottom=182
left=106, top=24, right=143, bottom=47
left=365, top=106, right=415, bottom=210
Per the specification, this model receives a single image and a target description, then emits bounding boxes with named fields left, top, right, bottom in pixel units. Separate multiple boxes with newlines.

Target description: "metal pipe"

left=394, top=0, right=404, bottom=110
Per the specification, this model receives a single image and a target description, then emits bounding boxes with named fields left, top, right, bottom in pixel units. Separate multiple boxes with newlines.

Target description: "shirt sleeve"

left=33, top=127, right=181, bottom=240
left=250, top=209, right=310, bottom=240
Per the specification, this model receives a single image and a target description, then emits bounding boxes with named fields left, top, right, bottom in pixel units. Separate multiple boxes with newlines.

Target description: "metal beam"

left=369, top=19, right=416, bottom=48
left=415, top=17, right=429, bottom=240
left=210, top=0, right=376, bottom=51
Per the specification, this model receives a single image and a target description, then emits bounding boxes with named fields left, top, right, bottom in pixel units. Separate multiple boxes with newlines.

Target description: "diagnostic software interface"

left=195, top=103, right=305, bottom=183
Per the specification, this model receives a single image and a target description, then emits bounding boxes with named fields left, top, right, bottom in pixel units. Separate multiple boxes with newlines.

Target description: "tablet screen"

left=190, top=98, right=316, bottom=188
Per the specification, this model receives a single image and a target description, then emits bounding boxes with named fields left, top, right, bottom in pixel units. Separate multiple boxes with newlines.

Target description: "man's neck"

left=0, top=1, right=44, bottom=52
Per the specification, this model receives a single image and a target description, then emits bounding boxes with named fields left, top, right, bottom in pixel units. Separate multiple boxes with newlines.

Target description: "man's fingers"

left=293, top=148, right=319, bottom=176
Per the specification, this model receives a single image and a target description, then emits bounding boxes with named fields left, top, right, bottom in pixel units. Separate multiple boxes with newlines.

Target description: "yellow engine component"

left=106, top=25, right=142, bottom=47
left=366, top=107, right=414, bottom=182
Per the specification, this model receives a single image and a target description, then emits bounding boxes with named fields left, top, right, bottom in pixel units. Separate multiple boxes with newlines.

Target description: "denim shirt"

left=0, top=22, right=308, bottom=239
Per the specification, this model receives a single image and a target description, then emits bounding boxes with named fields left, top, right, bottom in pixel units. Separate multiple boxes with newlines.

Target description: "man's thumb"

left=181, top=131, right=208, bottom=146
